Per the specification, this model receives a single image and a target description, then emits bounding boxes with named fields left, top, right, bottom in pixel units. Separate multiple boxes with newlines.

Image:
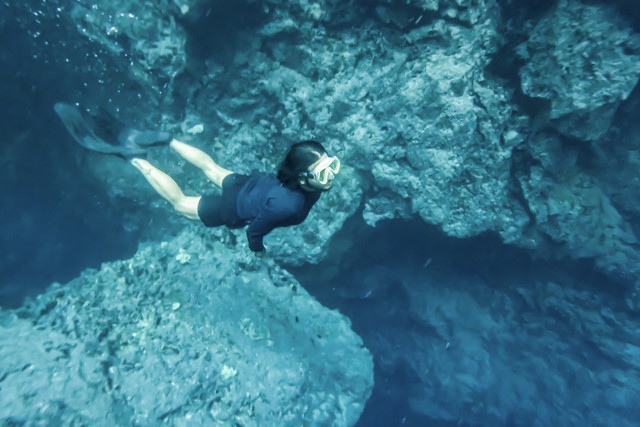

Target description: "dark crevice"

left=179, top=1, right=267, bottom=64
left=286, top=212, right=632, bottom=426
left=497, top=0, right=557, bottom=29
left=485, top=39, right=552, bottom=119
left=508, top=147, right=537, bottom=226
left=486, top=0, right=557, bottom=117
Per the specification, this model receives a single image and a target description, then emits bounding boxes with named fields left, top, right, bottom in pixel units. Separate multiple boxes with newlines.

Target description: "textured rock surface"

left=0, top=226, right=373, bottom=426
left=516, top=137, right=640, bottom=278
left=518, top=0, right=640, bottom=141
left=53, top=0, right=640, bottom=282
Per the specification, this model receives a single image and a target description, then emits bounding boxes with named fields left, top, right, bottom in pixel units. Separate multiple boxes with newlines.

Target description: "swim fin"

left=118, top=128, right=171, bottom=148
left=53, top=102, right=170, bottom=159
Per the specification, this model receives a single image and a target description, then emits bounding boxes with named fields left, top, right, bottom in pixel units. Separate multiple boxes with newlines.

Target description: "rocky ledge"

left=0, top=226, right=373, bottom=426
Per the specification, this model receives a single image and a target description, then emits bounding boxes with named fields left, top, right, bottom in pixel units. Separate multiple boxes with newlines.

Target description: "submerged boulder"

left=0, top=226, right=373, bottom=426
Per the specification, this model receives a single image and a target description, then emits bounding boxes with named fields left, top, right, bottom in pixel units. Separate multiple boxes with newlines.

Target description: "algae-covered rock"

left=0, top=226, right=373, bottom=426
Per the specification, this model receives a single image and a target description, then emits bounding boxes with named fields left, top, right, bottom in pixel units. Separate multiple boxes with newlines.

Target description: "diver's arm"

left=246, top=215, right=273, bottom=253
left=245, top=201, right=299, bottom=253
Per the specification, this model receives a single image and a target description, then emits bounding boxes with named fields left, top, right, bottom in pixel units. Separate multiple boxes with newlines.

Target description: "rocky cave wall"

left=50, top=0, right=640, bottom=285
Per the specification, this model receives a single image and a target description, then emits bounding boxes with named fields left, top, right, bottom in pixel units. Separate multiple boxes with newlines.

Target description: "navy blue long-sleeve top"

left=236, top=174, right=321, bottom=252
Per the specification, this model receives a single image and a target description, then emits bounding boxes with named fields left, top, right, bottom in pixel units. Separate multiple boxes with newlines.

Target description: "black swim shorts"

left=198, top=174, right=251, bottom=228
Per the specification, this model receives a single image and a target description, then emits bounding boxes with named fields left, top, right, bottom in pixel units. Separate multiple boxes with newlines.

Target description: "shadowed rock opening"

left=287, top=215, right=633, bottom=425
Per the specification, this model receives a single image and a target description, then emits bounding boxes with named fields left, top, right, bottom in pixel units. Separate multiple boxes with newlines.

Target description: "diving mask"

left=309, top=155, right=340, bottom=185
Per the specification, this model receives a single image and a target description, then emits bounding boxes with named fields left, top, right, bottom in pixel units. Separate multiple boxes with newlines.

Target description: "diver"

left=53, top=101, right=340, bottom=256
left=130, top=139, right=340, bottom=255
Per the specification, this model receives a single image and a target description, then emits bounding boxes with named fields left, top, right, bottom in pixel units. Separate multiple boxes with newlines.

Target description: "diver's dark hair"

left=277, top=140, right=327, bottom=186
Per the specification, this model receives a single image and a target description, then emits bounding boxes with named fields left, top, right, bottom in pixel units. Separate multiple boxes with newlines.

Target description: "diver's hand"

left=240, top=246, right=267, bottom=271
left=254, top=245, right=268, bottom=258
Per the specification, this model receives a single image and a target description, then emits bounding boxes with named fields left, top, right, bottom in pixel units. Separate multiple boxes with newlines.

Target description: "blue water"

left=0, top=4, right=141, bottom=307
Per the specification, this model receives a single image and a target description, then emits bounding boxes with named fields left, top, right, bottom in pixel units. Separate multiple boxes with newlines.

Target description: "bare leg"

left=130, top=158, right=201, bottom=220
left=170, top=139, right=233, bottom=188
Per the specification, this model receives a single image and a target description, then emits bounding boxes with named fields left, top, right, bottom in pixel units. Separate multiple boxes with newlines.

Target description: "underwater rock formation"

left=518, top=0, right=640, bottom=142
left=510, top=0, right=640, bottom=279
left=514, top=129, right=640, bottom=278
left=0, top=227, right=373, bottom=425
left=59, top=0, right=640, bottom=282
